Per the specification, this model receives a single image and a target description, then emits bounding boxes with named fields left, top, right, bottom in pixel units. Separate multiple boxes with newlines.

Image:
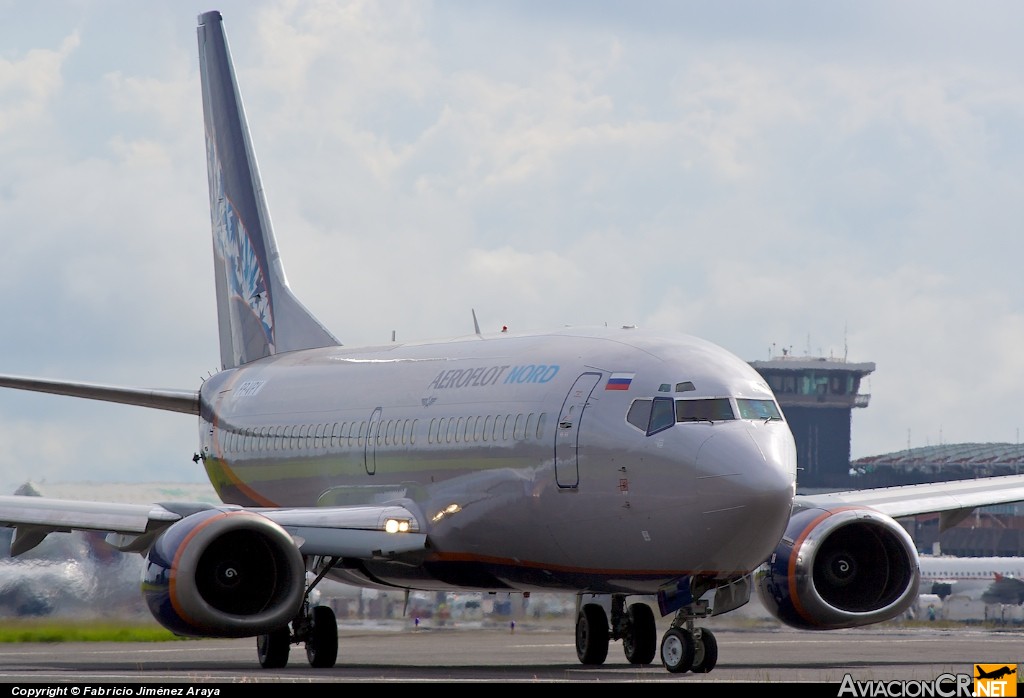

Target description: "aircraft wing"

left=795, top=473, right=1024, bottom=530
left=0, top=495, right=184, bottom=556
left=982, top=576, right=1024, bottom=605
left=0, top=374, right=199, bottom=414
left=0, top=495, right=427, bottom=560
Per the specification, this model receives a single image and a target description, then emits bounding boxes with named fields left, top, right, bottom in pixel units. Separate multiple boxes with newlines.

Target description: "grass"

left=0, top=619, right=184, bottom=643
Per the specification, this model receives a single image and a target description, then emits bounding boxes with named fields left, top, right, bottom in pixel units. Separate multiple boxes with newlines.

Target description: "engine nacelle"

left=756, top=505, right=920, bottom=630
left=142, top=509, right=306, bottom=638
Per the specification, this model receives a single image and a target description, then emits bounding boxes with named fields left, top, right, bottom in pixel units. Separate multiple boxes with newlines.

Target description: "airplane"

left=4, top=9, right=1024, bottom=674
left=976, top=666, right=1017, bottom=680
left=919, top=555, right=1024, bottom=605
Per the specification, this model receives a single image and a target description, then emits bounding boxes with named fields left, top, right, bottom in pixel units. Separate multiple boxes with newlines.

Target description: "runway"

left=0, top=620, right=1020, bottom=685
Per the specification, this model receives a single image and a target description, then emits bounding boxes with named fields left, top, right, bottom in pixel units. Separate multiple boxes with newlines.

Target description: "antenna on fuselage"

left=472, top=309, right=482, bottom=337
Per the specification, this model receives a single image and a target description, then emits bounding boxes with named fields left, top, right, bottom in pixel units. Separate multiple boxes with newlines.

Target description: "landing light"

left=384, top=518, right=411, bottom=534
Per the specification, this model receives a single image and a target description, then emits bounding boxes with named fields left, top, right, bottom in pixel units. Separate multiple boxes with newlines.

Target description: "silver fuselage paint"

left=197, top=326, right=797, bottom=594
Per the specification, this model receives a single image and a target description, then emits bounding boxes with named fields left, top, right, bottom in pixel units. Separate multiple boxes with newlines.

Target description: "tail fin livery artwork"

left=2, top=10, right=1024, bottom=673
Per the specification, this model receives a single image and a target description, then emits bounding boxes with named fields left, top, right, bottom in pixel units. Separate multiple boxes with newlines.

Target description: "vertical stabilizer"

left=197, top=11, right=340, bottom=370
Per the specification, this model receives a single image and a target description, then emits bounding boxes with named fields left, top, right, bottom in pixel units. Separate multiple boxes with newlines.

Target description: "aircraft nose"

left=694, top=425, right=796, bottom=569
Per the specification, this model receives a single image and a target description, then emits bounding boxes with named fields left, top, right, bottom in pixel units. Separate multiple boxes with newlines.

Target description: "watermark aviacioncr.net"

left=837, top=665, right=1019, bottom=698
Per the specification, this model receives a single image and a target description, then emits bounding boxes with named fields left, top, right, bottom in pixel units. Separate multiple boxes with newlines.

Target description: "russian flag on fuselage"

left=606, top=372, right=635, bottom=390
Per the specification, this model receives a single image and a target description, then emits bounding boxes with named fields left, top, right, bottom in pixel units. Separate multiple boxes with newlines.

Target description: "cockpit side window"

left=626, top=397, right=675, bottom=435
left=736, top=398, right=783, bottom=421
left=626, top=399, right=652, bottom=431
left=676, top=398, right=735, bottom=422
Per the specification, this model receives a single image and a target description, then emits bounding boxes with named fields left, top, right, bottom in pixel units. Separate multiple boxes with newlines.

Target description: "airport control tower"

left=748, top=353, right=875, bottom=488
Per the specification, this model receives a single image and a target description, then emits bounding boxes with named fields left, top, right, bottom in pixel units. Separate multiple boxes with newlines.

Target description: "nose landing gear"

left=660, top=622, right=718, bottom=674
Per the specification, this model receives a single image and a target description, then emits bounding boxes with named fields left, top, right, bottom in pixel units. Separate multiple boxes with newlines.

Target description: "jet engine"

left=756, top=505, right=920, bottom=630
left=142, top=509, right=306, bottom=637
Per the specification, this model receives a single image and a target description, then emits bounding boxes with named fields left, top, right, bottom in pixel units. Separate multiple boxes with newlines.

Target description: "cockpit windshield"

left=736, top=398, right=782, bottom=421
left=676, top=398, right=734, bottom=422
left=627, top=395, right=784, bottom=435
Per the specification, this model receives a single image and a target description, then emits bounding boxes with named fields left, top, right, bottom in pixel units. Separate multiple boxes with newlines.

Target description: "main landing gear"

left=256, top=557, right=340, bottom=669
left=574, top=593, right=718, bottom=674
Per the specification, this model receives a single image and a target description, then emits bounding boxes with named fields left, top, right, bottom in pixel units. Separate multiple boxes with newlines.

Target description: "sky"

left=0, top=0, right=1022, bottom=495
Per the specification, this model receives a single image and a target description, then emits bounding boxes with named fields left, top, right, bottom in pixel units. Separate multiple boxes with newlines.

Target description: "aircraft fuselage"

left=197, top=326, right=797, bottom=594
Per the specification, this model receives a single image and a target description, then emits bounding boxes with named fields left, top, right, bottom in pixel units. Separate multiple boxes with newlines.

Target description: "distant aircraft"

left=920, top=555, right=1024, bottom=605
left=3, top=9, right=1024, bottom=674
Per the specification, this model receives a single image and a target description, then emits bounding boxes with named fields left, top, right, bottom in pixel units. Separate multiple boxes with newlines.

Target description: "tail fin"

left=197, top=11, right=340, bottom=370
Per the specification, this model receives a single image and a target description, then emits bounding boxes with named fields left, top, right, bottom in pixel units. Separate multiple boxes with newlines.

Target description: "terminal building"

left=850, top=444, right=1024, bottom=556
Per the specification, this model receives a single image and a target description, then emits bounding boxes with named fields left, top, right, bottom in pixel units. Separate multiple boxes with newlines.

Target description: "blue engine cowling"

left=143, top=509, right=306, bottom=637
left=756, top=505, right=921, bottom=630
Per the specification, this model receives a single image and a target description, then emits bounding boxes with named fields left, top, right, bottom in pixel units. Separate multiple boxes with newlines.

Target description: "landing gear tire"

left=660, top=627, right=695, bottom=674
left=257, top=625, right=291, bottom=669
left=622, top=602, right=657, bottom=665
left=305, top=605, right=339, bottom=668
left=575, top=603, right=610, bottom=665
left=690, top=628, right=718, bottom=674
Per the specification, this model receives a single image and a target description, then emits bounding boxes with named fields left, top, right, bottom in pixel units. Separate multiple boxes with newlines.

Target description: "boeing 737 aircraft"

left=4, top=10, right=1024, bottom=674
left=920, top=555, right=1024, bottom=605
